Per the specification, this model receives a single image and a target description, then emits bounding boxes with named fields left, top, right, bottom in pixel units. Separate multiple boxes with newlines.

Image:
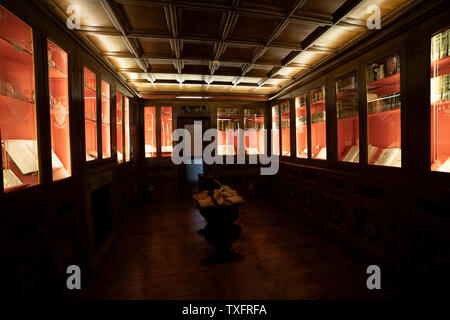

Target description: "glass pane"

left=48, top=40, right=71, bottom=181
left=116, top=91, right=123, bottom=163
left=271, top=105, right=280, bottom=155
left=310, top=86, right=327, bottom=159
left=217, top=107, right=240, bottom=155
left=161, top=106, right=172, bottom=157
left=431, top=28, right=450, bottom=172
left=101, top=80, right=111, bottom=159
left=84, top=67, right=97, bottom=161
left=337, top=72, right=359, bottom=163
left=144, top=106, right=156, bottom=158
left=0, top=5, right=39, bottom=192
left=244, top=108, right=265, bottom=155
left=295, top=94, right=308, bottom=158
left=366, top=54, right=401, bottom=167
left=124, top=97, right=130, bottom=162
left=281, top=101, right=290, bottom=156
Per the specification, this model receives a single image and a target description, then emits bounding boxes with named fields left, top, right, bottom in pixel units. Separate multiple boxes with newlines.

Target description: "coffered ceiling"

left=45, top=0, right=414, bottom=98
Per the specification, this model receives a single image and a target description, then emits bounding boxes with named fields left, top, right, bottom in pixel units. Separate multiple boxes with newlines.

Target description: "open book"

left=342, top=146, right=359, bottom=163
left=4, top=140, right=39, bottom=175
left=438, top=156, right=450, bottom=172
left=315, top=147, right=326, bottom=160
left=3, top=169, right=23, bottom=189
left=375, top=148, right=401, bottom=167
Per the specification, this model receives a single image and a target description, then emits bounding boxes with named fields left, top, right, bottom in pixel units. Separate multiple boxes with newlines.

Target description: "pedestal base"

left=201, top=249, right=244, bottom=266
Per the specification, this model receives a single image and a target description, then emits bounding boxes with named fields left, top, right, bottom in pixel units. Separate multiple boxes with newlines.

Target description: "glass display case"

left=310, top=86, right=327, bottom=160
left=336, top=72, right=359, bottom=163
left=244, top=107, right=265, bottom=155
left=48, top=40, right=71, bottom=181
left=124, top=97, right=130, bottom=162
left=366, top=54, right=401, bottom=167
left=84, top=67, right=97, bottom=161
left=295, top=94, right=308, bottom=158
left=431, top=28, right=450, bottom=173
left=161, top=106, right=173, bottom=157
left=271, top=105, right=280, bottom=156
left=280, top=101, right=290, bottom=156
left=116, top=91, right=123, bottom=163
left=1, top=5, right=39, bottom=191
left=144, top=106, right=156, bottom=158
left=101, top=80, right=111, bottom=159
left=217, top=107, right=240, bottom=155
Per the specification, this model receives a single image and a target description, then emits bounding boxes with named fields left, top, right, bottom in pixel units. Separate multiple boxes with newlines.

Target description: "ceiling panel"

left=179, top=9, right=224, bottom=37
left=230, top=15, right=278, bottom=42
left=51, top=0, right=113, bottom=27
left=122, top=4, right=168, bottom=32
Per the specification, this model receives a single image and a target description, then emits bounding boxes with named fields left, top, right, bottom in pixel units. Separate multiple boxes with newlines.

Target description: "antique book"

left=343, top=146, right=359, bottom=163
left=368, top=145, right=379, bottom=163
left=316, top=147, right=327, bottom=160
left=117, top=151, right=123, bottom=161
left=246, top=147, right=259, bottom=155
left=391, top=149, right=402, bottom=167
left=3, top=169, right=23, bottom=189
left=438, top=156, right=450, bottom=172
left=4, top=139, right=38, bottom=175
left=375, top=148, right=401, bottom=166
left=51, top=151, right=64, bottom=169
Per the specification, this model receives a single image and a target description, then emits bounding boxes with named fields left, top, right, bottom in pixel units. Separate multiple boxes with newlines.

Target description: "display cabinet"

left=336, top=72, right=359, bottom=163
left=310, top=86, right=327, bottom=160
left=161, top=106, right=173, bottom=157
left=83, top=67, right=97, bottom=161
left=217, top=107, right=240, bottom=155
left=431, top=28, right=450, bottom=173
left=124, top=97, right=130, bottom=162
left=47, top=40, right=71, bottom=181
left=271, top=105, right=280, bottom=156
left=295, top=94, right=308, bottom=159
left=116, top=91, right=123, bottom=163
left=1, top=5, right=39, bottom=191
left=280, top=101, right=290, bottom=157
left=144, top=106, right=156, bottom=158
left=244, top=107, right=265, bottom=155
left=366, top=54, right=401, bottom=167
left=101, top=80, right=111, bottom=159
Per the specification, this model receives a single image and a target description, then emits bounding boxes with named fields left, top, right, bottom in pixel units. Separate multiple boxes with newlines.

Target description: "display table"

left=193, top=187, right=244, bottom=265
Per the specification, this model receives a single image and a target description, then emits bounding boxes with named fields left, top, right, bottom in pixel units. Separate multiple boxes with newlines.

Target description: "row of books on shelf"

left=217, top=120, right=239, bottom=131
left=432, top=29, right=450, bottom=61
left=218, top=108, right=239, bottom=117
left=367, top=93, right=401, bottom=114
left=311, top=111, right=326, bottom=124
left=337, top=75, right=357, bottom=91
left=244, top=109, right=264, bottom=117
left=337, top=98, right=358, bottom=119
left=310, top=90, right=324, bottom=103
left=367, top=54, right=400, bottom=83
left=244, top=122, right=265, bottom=130
left=431, top=73, right=450, bottom=102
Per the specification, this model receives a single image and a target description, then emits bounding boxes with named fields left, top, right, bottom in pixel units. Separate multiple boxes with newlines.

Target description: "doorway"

left=177, top=117, right=211, bottom=197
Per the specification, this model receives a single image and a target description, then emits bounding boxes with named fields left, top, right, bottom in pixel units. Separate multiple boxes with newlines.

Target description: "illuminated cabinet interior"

left=124, top=97, right=130, bottom=162
left=295, top=94, right=308, bottom=159
left=0, top=6, right=39, bottom=192
left=366, top=54, right=401, bottom=167
left=336, top=72, right=359, bottom=163
left=144, top=106, right=156, bottom=158
left=431, top=28, right=450, bottom=173
left=217, top=107, right=240, bottom=155
left=244, top=108, right=265, bottom=155
left=48, top=40, right=71, bottom=181
left=84, top=67, right=97, bottom=162
left=101, top=80, right=111, bottom=159
left=271, top=105, right=280, bottom=156
left=117, top=91, right=123, bottom=163
left=280, top=101, right=290, bottom=157
left=161, top=106, right=173, bottom=157
left=310, top=86, right=326, bottom=160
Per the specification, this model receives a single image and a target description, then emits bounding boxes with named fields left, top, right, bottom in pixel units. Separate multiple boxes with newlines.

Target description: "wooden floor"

left=78, top=199, right=403, bottom=300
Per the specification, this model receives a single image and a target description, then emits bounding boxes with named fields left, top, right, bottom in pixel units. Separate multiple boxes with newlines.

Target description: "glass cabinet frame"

left=144, top=105, right=174, bottom=159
